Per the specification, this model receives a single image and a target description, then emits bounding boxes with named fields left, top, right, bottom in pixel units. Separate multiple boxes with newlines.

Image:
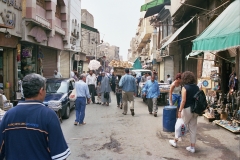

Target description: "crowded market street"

left=61, top=92, right=240, bottom=160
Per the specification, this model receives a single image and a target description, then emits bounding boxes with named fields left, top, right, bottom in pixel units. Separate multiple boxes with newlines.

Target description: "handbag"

left=104, top=92, right=109, bottom=99
left=69, top=88, right=77, bottom=101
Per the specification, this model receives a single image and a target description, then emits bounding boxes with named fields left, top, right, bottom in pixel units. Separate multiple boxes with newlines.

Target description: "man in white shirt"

left=70, top=69, right=75, bottom=78
left=53, top=70, right=62, bottom=78
left=167, top=74, right=172, bottom=84
left=86, top=70, right=97, bottom=104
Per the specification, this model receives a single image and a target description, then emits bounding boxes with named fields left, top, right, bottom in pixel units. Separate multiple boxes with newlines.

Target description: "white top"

left=172, top=85, right=181, bottom=95
left=70, top=71, right=75, bottom=78
left=86, top=74, right=97, bottom=87
left=167, top=77, right=172, bottom=84
left=54, top=72, right=62, bottom=78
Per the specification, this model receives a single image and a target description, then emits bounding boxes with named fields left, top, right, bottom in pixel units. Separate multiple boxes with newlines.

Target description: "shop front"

left=18, top=44, right=57, bottom=79
left=0, top=35, right=18, bottom=100
left=0, top=0, right=22, bottom=100
left=189, top=0, right=240, bottom=133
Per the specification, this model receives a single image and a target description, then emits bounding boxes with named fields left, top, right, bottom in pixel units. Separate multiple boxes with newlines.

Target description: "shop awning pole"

left=210, top=52, right=235, bottom=64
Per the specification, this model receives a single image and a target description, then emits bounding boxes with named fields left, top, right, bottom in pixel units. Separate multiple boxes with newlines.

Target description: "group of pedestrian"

left=0, top=69, right=202, bottom=159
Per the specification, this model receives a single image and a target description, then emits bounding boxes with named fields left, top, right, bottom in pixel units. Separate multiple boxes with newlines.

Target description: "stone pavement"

left=61, top=92, right=240, bottom=160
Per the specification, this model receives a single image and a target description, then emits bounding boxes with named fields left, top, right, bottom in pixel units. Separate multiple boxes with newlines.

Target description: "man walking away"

left=119, top=68, right=137, bottom=116
left=74, top=75, right=91, bottom=125
left=115, top=75, right=123, bottom=108
left=167, top=74, right=172, bottom=84
left=0, top=73, right=70, bottom=160
left=86, top=70, right=97, bottom=104
left=142, top=75, right=160, bottom=117
left=111, top=72, right=116, bottom=93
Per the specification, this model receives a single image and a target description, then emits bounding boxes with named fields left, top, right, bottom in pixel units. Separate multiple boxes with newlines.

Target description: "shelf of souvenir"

left=203, top=114, right=215, bottom=122
left=213, top=120, right=240, bottom=134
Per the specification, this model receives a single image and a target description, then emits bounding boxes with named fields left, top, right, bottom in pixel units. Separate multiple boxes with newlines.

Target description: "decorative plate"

left=202, top=80, right=209, bottom=87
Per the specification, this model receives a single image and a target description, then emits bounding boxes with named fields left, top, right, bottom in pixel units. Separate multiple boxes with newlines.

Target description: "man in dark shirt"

left=0, top=73, right=70, bottom=160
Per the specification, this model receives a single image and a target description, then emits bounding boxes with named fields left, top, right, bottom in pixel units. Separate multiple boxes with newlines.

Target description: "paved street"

left=61, top=93, right=240, bottom=160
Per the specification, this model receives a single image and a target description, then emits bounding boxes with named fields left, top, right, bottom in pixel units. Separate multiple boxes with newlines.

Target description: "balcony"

left=55, top=25, right=66, bottom=35
left=35, top=15, right=51, bottom=28
left=136, top=18, right=153, bottom=51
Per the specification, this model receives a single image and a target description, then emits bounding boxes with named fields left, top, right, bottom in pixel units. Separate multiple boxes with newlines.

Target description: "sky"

left=81, top=0, right=145, bottom=61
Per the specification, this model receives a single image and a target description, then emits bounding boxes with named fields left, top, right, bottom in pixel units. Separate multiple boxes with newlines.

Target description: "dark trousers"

left=75, top=97, right=86, bottom=123
left=111, top=84, right=116, bottom=93
left=88, top=85, right=95, bottom=103
left=116, top=93, right=122, bottom=105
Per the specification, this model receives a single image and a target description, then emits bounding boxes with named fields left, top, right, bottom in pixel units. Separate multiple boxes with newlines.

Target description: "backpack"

left=191, top=90, right=208, bottom=114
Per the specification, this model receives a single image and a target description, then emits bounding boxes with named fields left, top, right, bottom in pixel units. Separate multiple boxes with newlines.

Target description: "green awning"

left=81, top=23, right=99, bottom=33
left=192, top=0, right=240, bottom=52
left=186, top=51, right=203, bottom=60
left=140, top=0, right=164, bottom=12
left=160, top=17, right=195, bottom=50
left=144, top=0, right=170, bottom=18
left=133, top=58, right=142, bottom=69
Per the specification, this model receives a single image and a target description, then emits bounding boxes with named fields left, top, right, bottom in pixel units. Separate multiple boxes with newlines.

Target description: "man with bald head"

left=142, top=75, right=160, bottom=117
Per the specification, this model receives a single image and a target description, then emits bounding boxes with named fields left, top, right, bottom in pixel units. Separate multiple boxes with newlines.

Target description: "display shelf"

left=203, top=114, right=215, bottom=122
left=213, top=120, right=240, bottom=134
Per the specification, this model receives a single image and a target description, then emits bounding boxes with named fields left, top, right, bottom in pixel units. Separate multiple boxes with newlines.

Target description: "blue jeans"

left=75, top=97, right=86, bottom=123
left=172, top=94, right=181, bottom=108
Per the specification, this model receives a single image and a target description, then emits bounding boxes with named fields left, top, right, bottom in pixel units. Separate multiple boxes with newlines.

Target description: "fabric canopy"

left=81, top=23, right=99, bottom=33
left=161, top=17, right=195, bottom=50
left=132, top=58, right=142, bottom=69
left=192, top=0, right=240, bottom=52
left=144, top=1, right=170, bottom=18
left=140, top=0, right=164, bottom=12
left=186, top=51, right=203, bottom=60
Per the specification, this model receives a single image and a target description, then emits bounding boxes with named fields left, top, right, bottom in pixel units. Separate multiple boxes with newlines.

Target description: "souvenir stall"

left=200, top=53, right=240, bottom=133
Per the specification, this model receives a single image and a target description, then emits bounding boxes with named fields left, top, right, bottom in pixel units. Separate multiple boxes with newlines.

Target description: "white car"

left=131, top=69, right=152, bottom=77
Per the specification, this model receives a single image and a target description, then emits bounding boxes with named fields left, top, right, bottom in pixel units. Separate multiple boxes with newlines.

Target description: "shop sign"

left=0, top=0, right=22, bottom=29
left=74, top=54, right=80, bottom=61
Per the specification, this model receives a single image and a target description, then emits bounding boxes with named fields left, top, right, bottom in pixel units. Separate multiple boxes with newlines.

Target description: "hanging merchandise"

left=22, top=46, right=33, bottom=58
left=38, top=47, right=44, bottom=76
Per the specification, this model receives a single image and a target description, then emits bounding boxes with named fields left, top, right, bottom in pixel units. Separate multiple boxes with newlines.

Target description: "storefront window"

left=18, top=45, right=37, bottom=79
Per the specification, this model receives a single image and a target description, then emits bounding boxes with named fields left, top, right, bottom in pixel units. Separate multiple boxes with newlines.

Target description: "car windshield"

left=46, top=81, right=68, bottom=93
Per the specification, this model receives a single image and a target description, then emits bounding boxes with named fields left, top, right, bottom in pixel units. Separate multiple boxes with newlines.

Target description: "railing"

left=55, top=25, right=65, bottom=35
left=35, top=15, right=50, bottom=28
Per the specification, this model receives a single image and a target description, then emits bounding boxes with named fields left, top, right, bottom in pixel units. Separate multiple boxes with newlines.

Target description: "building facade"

left=0, top=0, right=22, bottom=99
left=81, top=9, right=100, bottom=73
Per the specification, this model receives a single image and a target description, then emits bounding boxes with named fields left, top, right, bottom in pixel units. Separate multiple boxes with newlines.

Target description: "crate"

left=114, top=67, right=125, bottom=75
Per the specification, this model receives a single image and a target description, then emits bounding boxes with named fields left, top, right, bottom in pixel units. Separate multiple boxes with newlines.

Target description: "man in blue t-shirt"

left=0, top=73, right=70, bottom=160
